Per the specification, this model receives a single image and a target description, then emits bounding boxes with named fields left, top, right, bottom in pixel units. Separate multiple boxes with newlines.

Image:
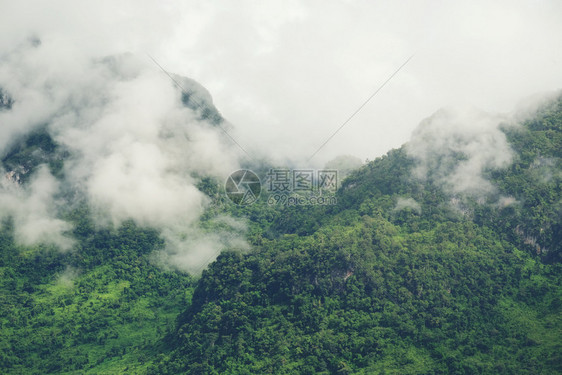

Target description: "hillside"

left=152, top=95, right=562, bottom=374
left=0, top=84, right=561, bottom=374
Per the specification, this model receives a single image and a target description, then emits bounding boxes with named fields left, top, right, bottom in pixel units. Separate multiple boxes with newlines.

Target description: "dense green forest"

left=1, top=93, right=561, bottom=374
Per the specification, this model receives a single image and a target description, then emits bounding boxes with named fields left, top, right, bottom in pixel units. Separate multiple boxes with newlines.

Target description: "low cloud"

left=154, top=216, right=250, bottom=274
left=324, top=155, right=363, bottom=181
left=497, top=195, right=518, bottom=209
left=394, top=197, right=421, bottom=214
left=0, top=41, right=244, bottom=272
left=529, top=157, right=561, bottom=184
left=0, top=165, right=74, bottom=250
left=56, top=265, right=80, bottom=288
left=406, top=106, right=514, bottom=198
left=2, top=0, right=561, bottom=271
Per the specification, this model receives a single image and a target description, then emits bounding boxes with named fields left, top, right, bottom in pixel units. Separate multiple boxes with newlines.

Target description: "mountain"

left=0, top=74, right=561, bottom=374
left=152, top=95, right=562, bottom=374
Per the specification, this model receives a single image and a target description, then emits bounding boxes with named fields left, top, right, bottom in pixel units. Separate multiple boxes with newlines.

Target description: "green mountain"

left=0, top=86, right=561, bottom=374
left=149, top=95, right=562, bottom=374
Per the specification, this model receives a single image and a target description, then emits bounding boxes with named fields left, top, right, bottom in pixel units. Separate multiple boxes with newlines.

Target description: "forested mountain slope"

left=153, top=95, right=562, bottom=374
left=0, top=86, right=561, bottom=374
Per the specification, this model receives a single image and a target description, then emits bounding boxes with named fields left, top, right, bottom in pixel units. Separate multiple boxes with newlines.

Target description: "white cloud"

left=1, top=0, right=561, bottom=268
left=498, top=195, right=518, bottom=209
left=2, top=1, right=560, bottom=166
left=158, top=0, right=562, bottom=165
left=0, top=33, right=242, bottom=271
left=0, top=166, right=74, bottom=250
left=406, top=106, right=513, bottom=197
left=394, top=197, right=422, bottom=214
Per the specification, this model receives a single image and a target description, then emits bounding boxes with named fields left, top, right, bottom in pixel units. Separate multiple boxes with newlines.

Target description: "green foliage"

left=465, top=97, right=562, bottom=264
left=2, top=94, right=562, bottom=374
left=152, top=94, right=562, bottom=374
left=156, top=215, right=562, bottom=374
left=0, top=216, right=194, bottom=374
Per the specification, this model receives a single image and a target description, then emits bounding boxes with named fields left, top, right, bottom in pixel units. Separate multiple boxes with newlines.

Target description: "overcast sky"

left=2, top=0, right=562, bottom=165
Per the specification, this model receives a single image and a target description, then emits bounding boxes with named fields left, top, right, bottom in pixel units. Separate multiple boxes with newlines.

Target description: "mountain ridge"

left=149, top=93, right=562, bottom=374
left=0, top=81, right=561, bottom=374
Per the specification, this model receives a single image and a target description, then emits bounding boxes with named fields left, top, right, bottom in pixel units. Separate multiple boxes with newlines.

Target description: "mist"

left=1, top=0, right=561, bottom=271
left=1, top=1, right=561, bottom=166
left=406, top=106, right=514, bottom=198
left=0, top=38, right=242, bottom=271
left=0, top=165, right=73, bottom=250
left=394, top=197, right=422, bottom=214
